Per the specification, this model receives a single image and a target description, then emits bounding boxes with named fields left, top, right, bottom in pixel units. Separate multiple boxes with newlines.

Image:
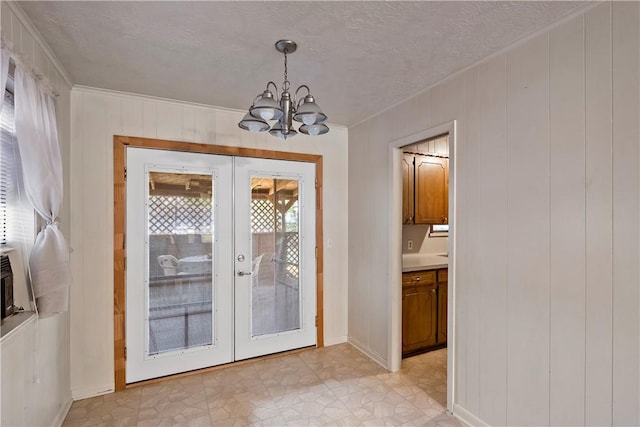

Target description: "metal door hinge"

left=315, top=247, right=318, bottom=259
left=124, top=257, right=126, bottom=271
left=124, top=167, right=127, bottom=180
left=315, top=316, right=318, bottom=327
left=124, top=347, right=127, bottom=360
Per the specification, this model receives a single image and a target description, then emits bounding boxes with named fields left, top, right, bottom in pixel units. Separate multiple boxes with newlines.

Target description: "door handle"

left=237, top=270, right=253, bottom=277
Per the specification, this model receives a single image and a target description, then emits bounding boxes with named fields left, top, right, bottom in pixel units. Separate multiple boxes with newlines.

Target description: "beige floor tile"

left=64, top=345, right=455, bottom=427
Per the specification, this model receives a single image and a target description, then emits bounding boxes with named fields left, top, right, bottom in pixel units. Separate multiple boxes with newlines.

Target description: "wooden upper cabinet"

left=402, top=154, right=415, bottom=224
left=402, top=133, right=449, bottom=225
left=414, top=157, right=448, bottom=224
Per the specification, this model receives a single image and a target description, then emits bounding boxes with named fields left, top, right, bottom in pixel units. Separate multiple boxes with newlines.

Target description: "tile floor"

left=63, top=344, right=462, bottom=426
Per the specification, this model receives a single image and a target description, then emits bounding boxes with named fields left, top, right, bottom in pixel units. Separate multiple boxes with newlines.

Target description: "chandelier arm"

left=294, top=85, right=311, bottom=109
left=265, top=81, right=279, bottom=101
left=295, top=85, right=311, bottom=98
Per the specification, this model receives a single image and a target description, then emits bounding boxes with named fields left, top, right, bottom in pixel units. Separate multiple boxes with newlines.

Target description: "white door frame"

left=388, top=120, right=456, bottom=412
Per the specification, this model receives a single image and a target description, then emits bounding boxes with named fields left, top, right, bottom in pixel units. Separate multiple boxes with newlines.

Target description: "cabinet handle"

left=431, top=288, right=436, bottom=293
left=415, top=277, right=420, bottom=281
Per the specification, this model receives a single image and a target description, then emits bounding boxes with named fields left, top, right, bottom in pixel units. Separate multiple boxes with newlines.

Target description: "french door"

left=233, top=157, right=317, bottom=360
left=125, top=148, right=316, bottom=383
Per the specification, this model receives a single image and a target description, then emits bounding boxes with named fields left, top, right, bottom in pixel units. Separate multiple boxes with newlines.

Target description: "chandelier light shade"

left=293, top=94, right=327, bottom=125
left=299, top=123, right=329, bottom=136
left=269, top=121, right=297, bottom=139
left=238, top=40, right=329, bottom=140
left=238, top=111, right=270, bottom=133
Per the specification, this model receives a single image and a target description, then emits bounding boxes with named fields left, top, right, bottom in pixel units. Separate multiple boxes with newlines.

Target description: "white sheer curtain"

left=14, top=65, right=71, bottom=316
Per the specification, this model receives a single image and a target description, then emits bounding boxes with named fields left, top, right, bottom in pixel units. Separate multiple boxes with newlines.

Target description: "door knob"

left=237, top=270, right=252, bottom=277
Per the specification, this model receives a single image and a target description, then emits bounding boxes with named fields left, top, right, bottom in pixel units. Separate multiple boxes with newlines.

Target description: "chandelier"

left=238, top=40, right=329, bottom=139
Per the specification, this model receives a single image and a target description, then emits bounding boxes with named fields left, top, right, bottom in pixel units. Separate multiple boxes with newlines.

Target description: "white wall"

left=402, top=225, right=448, bottom=255
left=69, top=87, right=349, bottom=398
left=0, top=2, right=73, bottom=425
left=348, top=2, right=639, bottom=426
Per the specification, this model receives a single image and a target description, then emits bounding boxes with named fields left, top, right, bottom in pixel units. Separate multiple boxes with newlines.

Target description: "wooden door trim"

left=113, top=135, right=324, bottom=391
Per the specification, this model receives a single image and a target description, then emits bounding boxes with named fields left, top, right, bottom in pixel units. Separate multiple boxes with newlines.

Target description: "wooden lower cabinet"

left=402, top=268, right=447, bottom=356
left=436, top=268, right=447, bottom=345
left=402, top=282, right=438, bottom=354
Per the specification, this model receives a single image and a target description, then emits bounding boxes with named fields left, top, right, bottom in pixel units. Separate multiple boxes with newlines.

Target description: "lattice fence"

left=149, top=196, right=212, bottom=234
left=251, top=199, right=281, bottom=233
left=251, top=199, right=300, bottom=278
left=286, top=233, right=299, bottom=266
left=285, top=233, right=299, bottom=278
left=250, top=199, right=300, bottom=234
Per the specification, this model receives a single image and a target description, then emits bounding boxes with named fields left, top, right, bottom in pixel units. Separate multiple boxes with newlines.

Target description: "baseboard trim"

left=52, top=395, right=73, bottom=427
left=452, top=403, right=490, bottom=427
left=347, top=336, right=389, bottom=369
left=71, top=384, right=115, bottom=400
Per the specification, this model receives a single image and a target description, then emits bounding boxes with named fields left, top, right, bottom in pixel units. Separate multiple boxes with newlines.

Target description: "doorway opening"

left=400, top=133, right=449, bottom=358
left=389, top=121, right=456, bottom=412
left=113, top=136, right=324, bottom=390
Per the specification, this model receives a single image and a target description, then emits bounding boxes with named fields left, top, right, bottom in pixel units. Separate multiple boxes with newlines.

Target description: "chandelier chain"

left=283, top=50, right=290, bottom=91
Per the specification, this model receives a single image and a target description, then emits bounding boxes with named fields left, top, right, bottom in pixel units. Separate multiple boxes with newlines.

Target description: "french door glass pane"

left=250, top=177, right=301, bottom=337
left=147, top=171, right=214, bottom=354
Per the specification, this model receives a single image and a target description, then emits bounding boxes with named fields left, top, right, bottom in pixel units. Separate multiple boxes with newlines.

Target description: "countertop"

left=402, top=253, right=448, bottom=272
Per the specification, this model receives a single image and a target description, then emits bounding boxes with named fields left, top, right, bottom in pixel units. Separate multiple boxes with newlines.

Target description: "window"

left=0, top=77, right=30, bottom=250
left=429, top=223, right=449, bottom=237
left=0, top=85, right=15, bottom=246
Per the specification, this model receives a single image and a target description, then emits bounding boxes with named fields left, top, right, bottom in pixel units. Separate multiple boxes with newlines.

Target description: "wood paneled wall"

left=348, top=3, right=639, bottom=425
left=69, top=88, right=349, bottom=398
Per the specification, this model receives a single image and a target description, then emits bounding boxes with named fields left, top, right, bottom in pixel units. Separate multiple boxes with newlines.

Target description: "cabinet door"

left=402, top=283, right=438, bottom=354
left=414, top=157, right=448, bottom=224
left=402, top=154, right=415, bottom=224
left=437, top=282, right=448, bottom=345
left=444, top=159, right=449, bottom=224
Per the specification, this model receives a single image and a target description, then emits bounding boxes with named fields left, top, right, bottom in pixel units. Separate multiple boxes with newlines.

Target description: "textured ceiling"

left=19, top=1, right=589, bottom=126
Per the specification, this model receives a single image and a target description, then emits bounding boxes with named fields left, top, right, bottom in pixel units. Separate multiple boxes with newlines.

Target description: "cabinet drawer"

left=437, top=269, right=448, bottom=283
left=402, top=270, right=436, bottom=286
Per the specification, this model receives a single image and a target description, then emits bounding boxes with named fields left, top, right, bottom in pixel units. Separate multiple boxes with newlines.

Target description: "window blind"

left=0, top=88, right=15, bottom=245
